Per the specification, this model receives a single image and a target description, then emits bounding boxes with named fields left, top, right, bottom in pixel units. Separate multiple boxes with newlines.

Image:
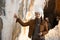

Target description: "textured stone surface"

left=0, top=17, right=3, bottom=31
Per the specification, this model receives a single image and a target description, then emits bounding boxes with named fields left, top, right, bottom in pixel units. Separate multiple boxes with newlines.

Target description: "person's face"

left=35, top=12, right=40, bottom=19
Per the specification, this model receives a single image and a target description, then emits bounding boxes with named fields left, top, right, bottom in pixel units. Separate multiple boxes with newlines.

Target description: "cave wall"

left=55, top=0, right=60, bottom=16
left=44, top=0, right=60, bottom=17
left=44, top=0, right=56, bottom=29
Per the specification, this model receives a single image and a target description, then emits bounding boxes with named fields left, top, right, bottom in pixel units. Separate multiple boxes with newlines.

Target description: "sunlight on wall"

left=45, top=20, right=60, bottom=40
left=2, top=0, right=20, bottom=40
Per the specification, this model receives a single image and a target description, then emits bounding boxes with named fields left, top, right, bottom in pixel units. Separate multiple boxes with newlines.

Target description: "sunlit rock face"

left=1, top=0, right=60, bottom=40
left=34, top=0, right=46, bottom=9
left=2, top=0, right=20, bottom=40
left=45, top=20, right=60, bottom=40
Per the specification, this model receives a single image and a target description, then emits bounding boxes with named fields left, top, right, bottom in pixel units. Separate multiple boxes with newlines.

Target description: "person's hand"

left=14, top=14, right=19, bottom=22
left=39, top=32, right=42, bottom=36
left=14, top=14, right=18, bottom=19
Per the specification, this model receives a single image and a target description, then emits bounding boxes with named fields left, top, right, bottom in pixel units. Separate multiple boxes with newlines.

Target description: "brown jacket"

left=16, top=18, right=48, bottom=38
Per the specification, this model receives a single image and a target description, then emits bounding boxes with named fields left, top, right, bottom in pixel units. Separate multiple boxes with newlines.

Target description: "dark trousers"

left=32, top=36, right=45, bottom=40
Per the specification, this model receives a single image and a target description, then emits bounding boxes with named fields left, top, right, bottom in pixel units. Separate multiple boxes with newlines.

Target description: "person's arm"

left=42, top=22, right=48, bottom=36
left=14, top=14, right=30, bottom=26
left=16, top=18, right=30, bottom=26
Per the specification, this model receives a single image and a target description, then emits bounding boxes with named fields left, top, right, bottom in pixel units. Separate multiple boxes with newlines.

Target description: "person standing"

left=14, top=8, right=48, bottom=40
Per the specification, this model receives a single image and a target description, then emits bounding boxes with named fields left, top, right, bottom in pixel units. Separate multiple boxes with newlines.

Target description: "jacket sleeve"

left=42, top=22, right=48, bottom=36
left=16, top=18, right=30, bottom=26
